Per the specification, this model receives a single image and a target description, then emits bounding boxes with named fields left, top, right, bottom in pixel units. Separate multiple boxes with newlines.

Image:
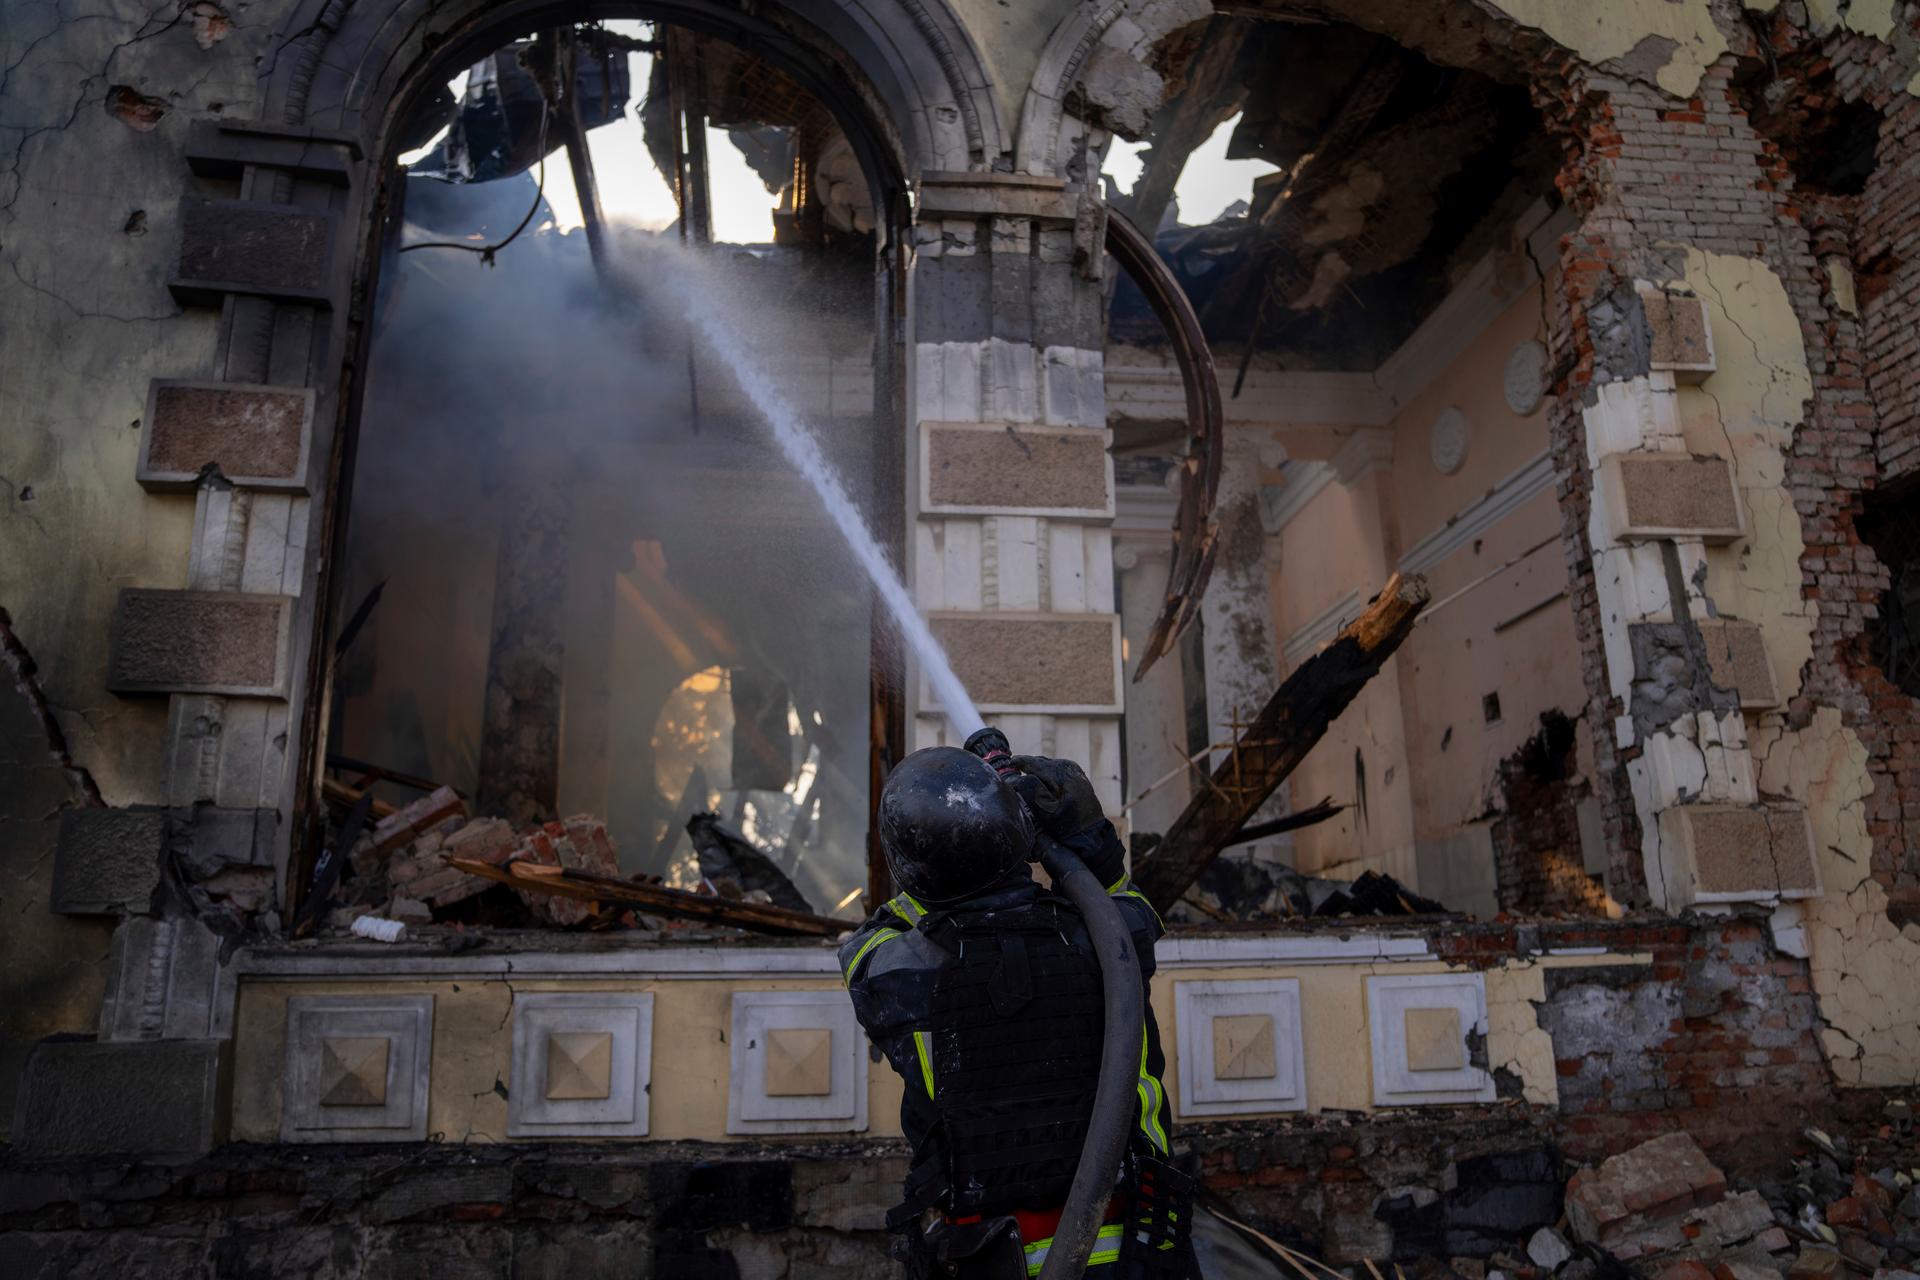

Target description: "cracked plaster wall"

left=1481, top=0, right=1732, bottom=99
left=0, top=0, right=271, bottom=804
left=1655, top=249, right=1920, bottom=1083
left=1751, top=707, right=1920, bottom=1085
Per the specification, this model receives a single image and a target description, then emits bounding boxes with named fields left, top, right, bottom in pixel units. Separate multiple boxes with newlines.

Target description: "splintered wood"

left=443, top=857, right=850, bottom=938
left=1131, top=572, right=1431, bottom=914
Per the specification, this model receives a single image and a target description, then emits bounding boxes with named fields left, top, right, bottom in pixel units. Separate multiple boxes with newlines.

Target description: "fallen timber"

left=444, top=856, right=851, bottom=938
left=1132, top=571, right=1431, bottom=914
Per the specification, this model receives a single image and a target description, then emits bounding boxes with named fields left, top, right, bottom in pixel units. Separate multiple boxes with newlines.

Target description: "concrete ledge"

left=107, top=589, right=292, bottom=698
left=51, top=807, right=165, bottom=915
left=1597, top=453, right=1744, bottom=543
left=138, top=380, right=314, bottom=493
left=920, top=420, right=1113, bottom=516
left=916, top=172, right=1078, bottom=222
left=11, top=1039, right=228, bottom=1160
left=925, top=611, right=1121, bottom=712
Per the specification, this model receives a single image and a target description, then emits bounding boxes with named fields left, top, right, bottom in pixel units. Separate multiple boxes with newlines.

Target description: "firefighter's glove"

left=1006, top=755, right=1105, bottom=841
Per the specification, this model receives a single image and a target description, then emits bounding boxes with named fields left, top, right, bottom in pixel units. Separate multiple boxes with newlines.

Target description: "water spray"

left=637, top=243, right=985, bottom=739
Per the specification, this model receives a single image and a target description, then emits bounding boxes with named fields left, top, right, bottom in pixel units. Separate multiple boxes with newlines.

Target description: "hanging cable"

left=398, top=101, right=552, bottom=265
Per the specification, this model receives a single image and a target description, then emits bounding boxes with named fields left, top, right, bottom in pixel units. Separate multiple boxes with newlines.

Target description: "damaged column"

left=908, top=174, right=1124, bottom=819
left=1583, top=284, right=1816, bottom=910
left=1198, top=431, right=1290, bottom=862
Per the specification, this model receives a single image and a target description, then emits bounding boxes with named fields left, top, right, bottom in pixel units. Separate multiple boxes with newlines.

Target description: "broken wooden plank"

left=444, top=857, right=850, bottom=938
left=1132, top=572, right=1430, bottom=913
left=370, top=784, right=466, bottom=853
left=321, top=777, right=398, bottom=821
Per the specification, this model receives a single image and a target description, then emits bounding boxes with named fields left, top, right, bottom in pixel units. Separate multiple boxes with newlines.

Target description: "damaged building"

left=6, top=0, right=1920, bottom=1275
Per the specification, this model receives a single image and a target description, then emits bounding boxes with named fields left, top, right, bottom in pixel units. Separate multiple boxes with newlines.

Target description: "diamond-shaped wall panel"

left=507, top=993, right=654, bottom=1138
left=282, top=996, right=432, bottom=1142
left=1365, top=974, right=1495, bottom=1106
left=1173, top=979, right=1307, bottom=1117
left=728, top=991, right=867, bottom=1134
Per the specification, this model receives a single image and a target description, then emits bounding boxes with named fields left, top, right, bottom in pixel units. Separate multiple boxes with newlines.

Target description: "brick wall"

left=1530, top=23, right=1920, bottom=910
left=1489, top=712, right=1612, bottom=915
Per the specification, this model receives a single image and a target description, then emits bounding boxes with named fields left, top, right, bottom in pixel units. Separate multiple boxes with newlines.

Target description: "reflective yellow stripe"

left=1025, top=1223, right=1125, bottom=1276
left=914, top=1030, right=936, bottom=1098
left=886, top=891, right=927, bottom=925
left=1136, top=1028, right=1169, bottom=1153
left=841, top=927, right=905, bottom=985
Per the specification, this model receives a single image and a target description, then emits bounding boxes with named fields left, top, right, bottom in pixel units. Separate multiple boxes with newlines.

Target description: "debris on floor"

left=1487, top=1113, right=1920, bottom=1280
left=319, top=773, right=843, bottom=937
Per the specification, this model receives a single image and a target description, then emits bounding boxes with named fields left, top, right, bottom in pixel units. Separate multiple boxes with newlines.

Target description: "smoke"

left=335, top=187, right=897, bottom=913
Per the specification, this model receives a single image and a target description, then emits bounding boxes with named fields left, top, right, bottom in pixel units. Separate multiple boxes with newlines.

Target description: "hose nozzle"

left=963, top=726, right=1018, bottom=780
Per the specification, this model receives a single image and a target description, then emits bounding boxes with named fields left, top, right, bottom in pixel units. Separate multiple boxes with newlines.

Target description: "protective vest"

left=920, top=899, right=1107, bottom=1218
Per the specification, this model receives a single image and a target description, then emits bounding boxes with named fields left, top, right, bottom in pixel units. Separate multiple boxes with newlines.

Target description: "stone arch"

left=265, top=0, right=1005, bottom=176
left=135, top=0, right=1004, bottom=921
left=1013, top=0, right=1209, bottom=177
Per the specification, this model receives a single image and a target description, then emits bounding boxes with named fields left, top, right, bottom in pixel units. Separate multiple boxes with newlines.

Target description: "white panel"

left=941, top=519, right=983, bottom=611
left=914, top=342, right=945, bottom=424
left=994, top=713, right=1046, bottom=757
left=1084, top=531, right=1115, bottom=614
left=995, top=517, right=1041, bottom=610
left=1365, top=973, right=1495, bottom=1106
left=1048, top=522, right=1087, bottom=611
left=942, top=342, right=983, bottom=421
left=914, top=522, right=944, bottom=610
left=1087, top=717, right=1123, bottom=816
left=727, top=991, right=868, bottom=1135
left=1174, top=979, right=1307, bottom=1117
left=507, top=992, right=654, bottom=1138
left=282, top=995, right=434, bottom=1142
left=1052, top=718, right=1091, bottom=779
left=239, top=494, right=293, bottom=592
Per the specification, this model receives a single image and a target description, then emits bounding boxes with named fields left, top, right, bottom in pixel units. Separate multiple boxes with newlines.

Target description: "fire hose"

left=964, top=726, right=1145, bottom=1280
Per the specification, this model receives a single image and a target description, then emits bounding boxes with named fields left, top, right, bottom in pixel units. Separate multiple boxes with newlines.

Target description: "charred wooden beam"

left=1132, top=572, right=1429, bottom=913
left=445, top=856, right=849, bottom=937
left=1120, top=17, right=1252, bottom=236
left=548, top=28, right=612, bottom=272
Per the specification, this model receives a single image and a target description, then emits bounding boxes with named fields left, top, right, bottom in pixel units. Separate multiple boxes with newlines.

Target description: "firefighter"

left=839, top=745, right=1190, bottom=1279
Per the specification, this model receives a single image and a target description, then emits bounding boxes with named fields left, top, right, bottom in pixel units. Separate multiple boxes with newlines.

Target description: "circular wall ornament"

left=1504, top=340, right=1547, bottom=416
left=1430, top=407, right=1468, bottom=475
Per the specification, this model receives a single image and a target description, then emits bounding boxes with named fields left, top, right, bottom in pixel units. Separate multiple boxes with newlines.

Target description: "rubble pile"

left=1505, top=1115, right=1920, bottom=1280
left=336, top=784, right=625, bottom=929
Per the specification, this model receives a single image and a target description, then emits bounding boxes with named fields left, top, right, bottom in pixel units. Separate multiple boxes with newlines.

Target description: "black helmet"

left=878, top=747, right=1034, bottom=906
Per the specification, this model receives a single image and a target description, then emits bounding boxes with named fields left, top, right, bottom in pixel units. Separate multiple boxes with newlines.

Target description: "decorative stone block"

left=171, top=199, right=337, bottom=307
left=1403, top=1007, right=1466, bottom=1072
left=1657, top=804, right=1819, bottom=906
left=185, top=118, right=360, bottom=184
left=1596, top=453, right=1744, bottom=543
left=319, top=1037, right=390, bottom=1106
left=926, top=613, right=1122, bottom=713
left=1366, top=973, right=1495, bottom=1106
left=282, top=996, right=432, bottom=1142
left=51, top=806, right=166, bottom=915
left=11, top=1038, right=227, bottom=1160
left=765, top=1028, right=834, bottom=1096
left=138, top=380, right=314, bottom=493
left=1173, top=979, right=1307, bottom=1117
left=1638, top=285, right=1717, bottom=382
left=108, top=589, right=292, bottom=698
left=507, top=992, right=652, bottom=1138
left=1697, top=619, right=1780, bottom=708
left=921, top=421, right=1114, bottom=517
left=728, top=991, right=867, bottom=1135
left=545, top=1032, right=613, bottom=1100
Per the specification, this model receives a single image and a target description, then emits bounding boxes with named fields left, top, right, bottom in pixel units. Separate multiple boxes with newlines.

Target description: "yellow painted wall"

left=232, top=952, right=1641, bottom=1140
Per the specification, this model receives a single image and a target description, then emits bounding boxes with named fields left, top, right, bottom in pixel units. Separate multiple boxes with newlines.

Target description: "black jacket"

left=838, top=820, right=1173, bottom=1211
